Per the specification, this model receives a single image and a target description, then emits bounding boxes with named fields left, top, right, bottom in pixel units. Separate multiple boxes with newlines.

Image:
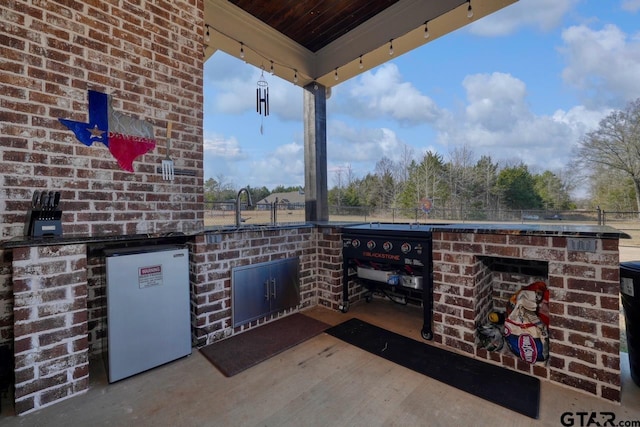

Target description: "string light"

left=204, top=23, right=305, bottom=85
left=359, top=55, right=363, bottom=69
left=205, top=24, right=210, bottom=42
left=334, top=68, right=339, bottom=81
left=467, top=1, right=473, bottom=18
left=389, top=39, right=394, bottom=56
left=424, top=21, right=430, bottom=39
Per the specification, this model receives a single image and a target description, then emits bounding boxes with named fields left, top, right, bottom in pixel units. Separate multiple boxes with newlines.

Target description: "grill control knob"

left=367, top=240, right=376, bottom=250
left=383, top=241, right=392, bottom=252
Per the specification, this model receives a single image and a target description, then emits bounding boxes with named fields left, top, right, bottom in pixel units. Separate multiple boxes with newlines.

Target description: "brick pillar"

left=12, top=244, right=88, bottom=415
left=316, top=226, right=346, bottom=310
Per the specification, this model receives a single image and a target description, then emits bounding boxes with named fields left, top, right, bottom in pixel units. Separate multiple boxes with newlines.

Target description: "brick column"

left=316, top=226, right=347, bottom=310
left=12, top=244, right=88, bottom=415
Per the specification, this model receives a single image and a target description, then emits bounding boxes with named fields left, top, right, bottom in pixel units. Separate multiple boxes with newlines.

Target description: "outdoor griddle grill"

left=341, top=223, right=434, bottom=340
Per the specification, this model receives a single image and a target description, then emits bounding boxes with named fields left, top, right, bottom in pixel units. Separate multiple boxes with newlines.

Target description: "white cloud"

left=559, top=24, right=640, bottom=107
left=469, top=0, right=578, bottom=36
left=246, top=142, right=305, bottom=188
left=430, top=72, right=609, bottom=171
left=203, top=133, right=247, bottom=160
left=462, top=72, right=531, bottom=131
left=338, top=63, right=441, bottom=124
left=621, top=0, right=640, bottom=12
left=328, top=121, right=407, bottom=163
left=205, top=52, right=303, bottom=121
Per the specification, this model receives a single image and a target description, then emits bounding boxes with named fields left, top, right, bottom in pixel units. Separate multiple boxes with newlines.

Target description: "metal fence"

left=205, top=202, right=605, bottom=226
left=203, top=202, right=640, bottom=246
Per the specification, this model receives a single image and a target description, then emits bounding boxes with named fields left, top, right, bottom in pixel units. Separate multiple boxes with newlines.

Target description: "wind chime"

left=256, top=67, right=269, bottom=134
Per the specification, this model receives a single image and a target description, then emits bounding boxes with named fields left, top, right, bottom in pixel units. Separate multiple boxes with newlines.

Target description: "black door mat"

left=325, top=318, right=540, bottom=419
left=200, top=313, right=330, bottom=377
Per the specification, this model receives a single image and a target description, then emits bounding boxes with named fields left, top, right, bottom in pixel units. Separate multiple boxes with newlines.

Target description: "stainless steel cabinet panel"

left=232, top=257, right=300, bottom=327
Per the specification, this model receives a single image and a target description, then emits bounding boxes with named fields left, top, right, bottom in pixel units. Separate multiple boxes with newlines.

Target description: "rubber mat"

left=325, top=317, right=540, bottom=419
left=200, top=313, right=330, bottom=377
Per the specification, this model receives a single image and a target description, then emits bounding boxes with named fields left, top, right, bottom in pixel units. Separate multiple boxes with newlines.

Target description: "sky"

left=202, top=0, right=640, bottom=194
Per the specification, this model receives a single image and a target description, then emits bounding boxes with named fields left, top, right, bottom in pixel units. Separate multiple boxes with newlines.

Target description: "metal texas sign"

left=58, top=90, right=156, bottom=172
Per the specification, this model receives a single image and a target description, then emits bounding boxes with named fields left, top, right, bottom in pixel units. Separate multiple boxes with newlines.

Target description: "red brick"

left=550, top=370, right=597, bottom=395
left=14, top=396, right=35, bottom=415
left=601, top=386, right=621, bottom=402
left=569, top=361, right=619, bottom=386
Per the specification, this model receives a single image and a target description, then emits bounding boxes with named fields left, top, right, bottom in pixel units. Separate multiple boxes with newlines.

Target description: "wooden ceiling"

left=205, top=0, right=519, bottom=87
left=227, top=0, right=401, bottom=53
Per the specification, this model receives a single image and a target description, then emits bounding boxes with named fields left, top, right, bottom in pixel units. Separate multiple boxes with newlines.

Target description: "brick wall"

left=85, top=245, right=107, bottom=354
left=433, top=231, right=622, bottom=402
left=316, top=226, right=348, bottom=310
left=0, top=0, right=205, bottom=240
left=11, top=244, right=88, bottom=415
left=191, top=227, right=316, bottom=346
left=0, top=249, right=13, bottom=351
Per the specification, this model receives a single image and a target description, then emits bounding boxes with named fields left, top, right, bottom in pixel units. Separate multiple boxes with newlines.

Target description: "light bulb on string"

left=467, top=1, right=473, bottom=18
left=359, top=55, right=363, bottom=69
left=270, top=61, right=274, bottom=74
left=293, top=70, right=298, bottom=84
left=334, top=68, right=339, bottom=81
left=240, top=42, right=245, bottom=59
left=205, top=24, right=210, bottom=42
left=424, top=22, right=430, bottom=39
left=389, top=39, right=394, bottom=56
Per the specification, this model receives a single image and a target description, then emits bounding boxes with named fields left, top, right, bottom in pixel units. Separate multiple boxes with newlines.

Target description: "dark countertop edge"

left=1, top=223, right=316, bottom=249
left=428, top=223, right=631, bottom=239
left=1, top=222, right=629, bottom=249
left=337, top=222, right=630, bottom=239
left=0, top=232, right=193, bottom=249
left=203, top=222, right=313, bottom=234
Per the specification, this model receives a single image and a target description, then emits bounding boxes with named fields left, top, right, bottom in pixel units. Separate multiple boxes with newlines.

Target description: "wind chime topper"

left=256, top=67, right=269, bottom=134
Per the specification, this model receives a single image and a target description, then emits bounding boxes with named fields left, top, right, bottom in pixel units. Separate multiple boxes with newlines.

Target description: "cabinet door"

left=269, top=257, right=300, bottom=313
left=232, top=264, right=271, bottom=327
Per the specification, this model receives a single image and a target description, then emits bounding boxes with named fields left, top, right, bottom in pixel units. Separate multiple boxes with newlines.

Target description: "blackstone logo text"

left=560, top=412, right=640, bottom=427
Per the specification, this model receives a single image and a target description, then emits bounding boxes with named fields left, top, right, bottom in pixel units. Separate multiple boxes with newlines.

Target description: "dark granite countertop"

left=0, top=232, right=194, bottom=249
left=340, top=222, right=630, bottom=239
left=429, top=223, right=630, bottom=239
left=1, top=223, right=316, bottom=249
left=1, top=222, right=629, bottom=249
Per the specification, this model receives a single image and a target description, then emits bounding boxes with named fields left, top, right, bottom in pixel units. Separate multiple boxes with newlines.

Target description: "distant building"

left=257, top=189, right=305, bottom=210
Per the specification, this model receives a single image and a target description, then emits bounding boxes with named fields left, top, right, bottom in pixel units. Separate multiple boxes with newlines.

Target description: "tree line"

left=204, top=98, right=640, bottom=214
left=328, top=148, right=574, bottom=215
left=330, top=97, right=640, bottom=214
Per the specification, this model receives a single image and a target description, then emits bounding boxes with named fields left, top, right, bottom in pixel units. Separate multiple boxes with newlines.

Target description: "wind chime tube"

left=256, top=70, right=269, bottom=133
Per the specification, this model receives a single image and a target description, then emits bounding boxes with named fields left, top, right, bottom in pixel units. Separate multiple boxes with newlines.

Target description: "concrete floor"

left=1, top=247, right=639, bottom=425
left=1, top=300, right=640, bottom=427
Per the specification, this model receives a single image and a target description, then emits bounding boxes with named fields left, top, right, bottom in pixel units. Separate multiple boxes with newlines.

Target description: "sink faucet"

left=235, top=188, right=253, bottom=227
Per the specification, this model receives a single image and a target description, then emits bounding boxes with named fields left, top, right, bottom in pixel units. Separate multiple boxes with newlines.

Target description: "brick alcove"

left=432, top=229, right=622, bottom=402
left=475, top=256, right=548, bottom=333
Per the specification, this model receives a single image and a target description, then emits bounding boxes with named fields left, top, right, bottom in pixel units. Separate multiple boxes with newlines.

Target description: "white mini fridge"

left=104, top=245, right=191, bottom=383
